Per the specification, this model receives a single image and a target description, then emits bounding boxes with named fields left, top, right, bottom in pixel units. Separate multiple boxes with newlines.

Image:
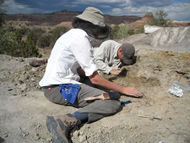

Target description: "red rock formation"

left=172, top=21, right=190, bottom=27
left=141, top=12, right=153, bottom=22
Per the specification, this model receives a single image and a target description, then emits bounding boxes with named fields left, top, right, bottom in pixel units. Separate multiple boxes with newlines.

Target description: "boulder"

left=120, top=26, right=190, bottom=53
left=144, top=25, right=163, bottom=34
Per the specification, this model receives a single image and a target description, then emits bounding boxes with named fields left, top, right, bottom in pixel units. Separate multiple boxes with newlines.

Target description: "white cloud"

left=110, top=2, right=190, bottom=21
left=112, top=8, right=122, bottom=15
left=3, top=0, right=47, bottom=14
left=78, top=0, right=129, bottom=3
left=164, top=3, right=190, bottom=21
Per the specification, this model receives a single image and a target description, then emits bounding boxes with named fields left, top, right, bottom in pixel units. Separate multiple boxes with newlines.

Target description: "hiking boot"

left=46, top=113, right=81, bottom=143
left=29, top=59, right=47, bottom=67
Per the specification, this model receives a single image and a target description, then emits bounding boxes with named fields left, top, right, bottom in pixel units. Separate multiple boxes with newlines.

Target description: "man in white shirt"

left=39, top=7, right=142, bottom=143
left=93, top=40, right=136, bottom=75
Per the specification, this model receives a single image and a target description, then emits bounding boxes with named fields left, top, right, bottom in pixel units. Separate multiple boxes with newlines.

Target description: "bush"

left=108, top=25, right=120, bottom=39
left=117, top=23, right=130, bottom=39
left=37, top=35, right=51, bottom=48
left=0, top=26, right=71, bottom=57
left=148, top=9, right=173, bottom=27
left=134, top=26, right=144, bottom=34
left=26, top=28, right=45, bottom=44
left=0, top=26, right=41, bottom=57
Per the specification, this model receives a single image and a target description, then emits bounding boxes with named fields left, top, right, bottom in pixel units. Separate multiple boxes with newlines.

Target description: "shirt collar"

left=114, top=46, right=121, bottom=59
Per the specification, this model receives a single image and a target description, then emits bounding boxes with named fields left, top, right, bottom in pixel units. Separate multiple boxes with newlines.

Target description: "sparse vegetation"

left=0, top=26, right=41, bottom=57
left=134, top=25, right=144, bottom=34
left=0, top=25, right=70, bottom=57
left=26, top=28, right=45, bottom=44
left=37, top=35, right=51, bottom=48
left=109, top=23, right=144, bottom=40
left=148, top=9, right=173, bottom=27
left=117, top=23, right=130, bottom=39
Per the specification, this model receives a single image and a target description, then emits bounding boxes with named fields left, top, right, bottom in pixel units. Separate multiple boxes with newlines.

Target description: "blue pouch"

left=59, top=84, right=81, bottom=104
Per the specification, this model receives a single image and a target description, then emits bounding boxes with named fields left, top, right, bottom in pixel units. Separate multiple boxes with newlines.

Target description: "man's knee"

left=111, top=100, right=122, bottom=113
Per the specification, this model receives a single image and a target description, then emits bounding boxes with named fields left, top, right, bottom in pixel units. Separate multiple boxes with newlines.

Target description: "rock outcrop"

left=141, top=12, right=154, bottom=22
left=121, top=26, right=190, bottom=53
left=172, top=20, right=190, bottom=27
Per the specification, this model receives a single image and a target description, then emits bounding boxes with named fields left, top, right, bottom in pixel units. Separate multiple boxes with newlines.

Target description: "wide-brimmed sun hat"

left=76, top=7, right=106, bottom=27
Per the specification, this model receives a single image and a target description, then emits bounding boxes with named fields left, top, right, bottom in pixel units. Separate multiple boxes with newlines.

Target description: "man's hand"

left=122, top=87, right=142, bottom=97
left=89, top=71, right=143, bottom=98
left=110, top=69, right=121, bottom=75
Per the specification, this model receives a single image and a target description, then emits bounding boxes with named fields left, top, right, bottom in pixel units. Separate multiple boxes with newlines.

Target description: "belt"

left=43, top=85, right=59, bottom=89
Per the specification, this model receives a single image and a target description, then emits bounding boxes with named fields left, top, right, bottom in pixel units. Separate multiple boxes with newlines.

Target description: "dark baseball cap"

left=121, top=43, right=136, bottom=65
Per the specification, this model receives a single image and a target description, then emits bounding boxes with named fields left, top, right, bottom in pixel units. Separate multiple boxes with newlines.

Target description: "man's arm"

left=93, top=48, right=112, bottom=74
left=89, top=71, right=142, bottom=97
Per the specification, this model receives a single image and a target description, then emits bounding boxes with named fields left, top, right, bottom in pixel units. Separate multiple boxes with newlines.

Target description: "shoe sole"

left=46, top=116, right=68, bottom=143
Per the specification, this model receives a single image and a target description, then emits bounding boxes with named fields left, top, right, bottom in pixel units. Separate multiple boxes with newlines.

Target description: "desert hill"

left=5, top=10, right=141, bottom=26
left=5, top=10, right=190, bottom=29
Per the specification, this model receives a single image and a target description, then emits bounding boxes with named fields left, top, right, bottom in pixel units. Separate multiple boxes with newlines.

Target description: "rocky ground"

left=0, top=26, right=190, bottom=143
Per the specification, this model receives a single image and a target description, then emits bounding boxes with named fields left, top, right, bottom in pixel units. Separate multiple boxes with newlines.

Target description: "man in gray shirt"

left=93, top=40, right=136, bottom=75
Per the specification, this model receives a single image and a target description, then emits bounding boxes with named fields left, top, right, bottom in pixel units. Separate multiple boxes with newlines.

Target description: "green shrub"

left=37, top=35, right=51, bottom=48
left=148, top=9, right=173, bottom=27
left=135, top=26, right=144, bottom=34
left=108, top=25, right=120, bottom=39
left=26, top=28, right=45, bottom=44
left=117, top=23, right=130, bottom=39
left=0, top=26, right=41, bottom=57
left=0, top=26, right=71, bottom=57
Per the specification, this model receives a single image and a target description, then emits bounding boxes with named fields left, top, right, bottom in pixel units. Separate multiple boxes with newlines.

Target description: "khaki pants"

left=43, top=83, right=121, bottom=123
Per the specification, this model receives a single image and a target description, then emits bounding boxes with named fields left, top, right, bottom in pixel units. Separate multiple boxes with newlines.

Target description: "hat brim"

left=123, top=56, right=136, bottom=65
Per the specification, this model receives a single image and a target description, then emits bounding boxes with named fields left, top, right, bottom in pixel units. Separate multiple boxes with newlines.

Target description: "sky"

left=2, top=0, right=190, bottom=21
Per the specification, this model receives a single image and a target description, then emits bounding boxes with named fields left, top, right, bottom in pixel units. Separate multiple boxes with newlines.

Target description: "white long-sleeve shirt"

left=93, top=40, right=122, bottom=75
left=39, top=28, right=97, bottom=87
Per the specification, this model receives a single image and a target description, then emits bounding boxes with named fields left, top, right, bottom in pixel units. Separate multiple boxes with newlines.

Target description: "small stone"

left=13, top=93, right=17, bottom=96
left=3, top=133, right=8, bottom=138
left=34, top=133, right=40, bottom=140
left=8, top=88, right=13, bottom=91
left=79, top=135, right=86, bottom=143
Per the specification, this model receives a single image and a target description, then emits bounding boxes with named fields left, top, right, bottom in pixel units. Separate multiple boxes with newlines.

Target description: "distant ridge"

left=5, top=10, right=141, bottom=26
